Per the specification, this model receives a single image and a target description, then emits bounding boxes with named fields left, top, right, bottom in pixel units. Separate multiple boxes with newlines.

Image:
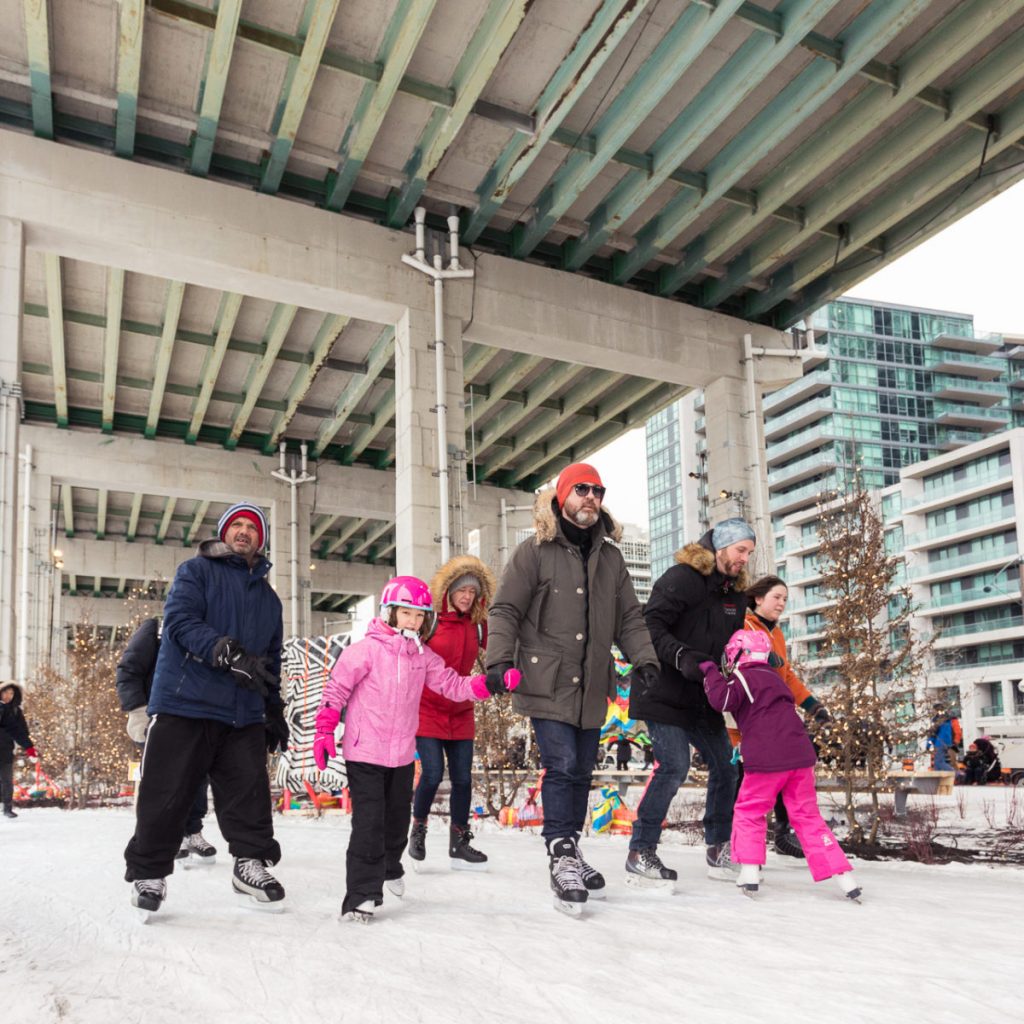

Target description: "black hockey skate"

left=574, top=842, right=606, bottom=899
left=706, top=841, right=739, bottom=881
left=232, top=858, right=285, bottom=912
left=131, top=878, right=167, bottom=922
left=548, top=838, right=588, bottom=917
left=176, top=831, right=217, bottom=868
left=449, top=824, right=488, bottom=872
left=408, top=819, right=427, bottom=866
left=624, top=848, right=678, bottom=892
left=773, top=825, right=805, bottom=859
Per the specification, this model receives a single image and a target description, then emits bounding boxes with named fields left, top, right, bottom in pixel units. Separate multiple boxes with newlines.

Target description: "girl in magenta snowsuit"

left=312, top=576, right=519, bottom=922
left=700, top=629, right=861, bottom=901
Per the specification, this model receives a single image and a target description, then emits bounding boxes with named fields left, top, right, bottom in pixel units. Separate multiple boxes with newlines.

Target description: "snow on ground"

left=1, top=790, right=1020, bottom=1024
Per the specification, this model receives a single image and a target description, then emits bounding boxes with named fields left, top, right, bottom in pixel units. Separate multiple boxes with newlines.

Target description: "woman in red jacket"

left=409, top=555, right=495, bottom=869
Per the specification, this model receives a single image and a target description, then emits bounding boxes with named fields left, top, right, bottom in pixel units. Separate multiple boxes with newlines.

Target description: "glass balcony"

left=904, top=465, right=1012, bottom=508
left=694, top=416, right=706, bottom=435
left=925, top=587, right=1011, bottom=609
left=905, top=509, right=1015, bottom=547
left=768, top=448, right=838, bottom=488
left=933, top=616, right=1024, bottom=640
left=922, top=349, right=1005, bottom=379
left=909, top=545, right=1019, bottom=579
left=769, top=474, right=842, bottom=515
left=762, top=368, right=832, bottom=416
left=934, top=402, right=1010, bottom=431
left=764, top=396, right=833, bottom=440
left=931, top=330, right=1003, bottom=355
left=930, top=375, right=1006, bottom=406
left=938, top=429, right=987, bottom=451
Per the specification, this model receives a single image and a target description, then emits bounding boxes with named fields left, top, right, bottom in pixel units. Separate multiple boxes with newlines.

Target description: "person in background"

left=0, top=682, right=38, bottom=819
left=116, top=617, right=217, bottom=865
left=408, top=555, right=496, bottom=870
left=743, top=575, right=830, bottom=859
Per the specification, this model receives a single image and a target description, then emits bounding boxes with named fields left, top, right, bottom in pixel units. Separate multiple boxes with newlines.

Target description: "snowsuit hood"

left=673, top=530, right=751, bottom=593
left=429, top=554, right=496, bottom=625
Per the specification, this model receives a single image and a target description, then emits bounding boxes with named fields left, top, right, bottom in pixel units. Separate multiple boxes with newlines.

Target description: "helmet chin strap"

left=398, top=627, right=423, bottom=650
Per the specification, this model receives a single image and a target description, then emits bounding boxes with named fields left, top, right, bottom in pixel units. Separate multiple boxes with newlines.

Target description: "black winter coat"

left=631, top=531, right=749, bottom=729
left=0, top=683, right=34, bottom=765
left=115, top=617, right=161, bottom=712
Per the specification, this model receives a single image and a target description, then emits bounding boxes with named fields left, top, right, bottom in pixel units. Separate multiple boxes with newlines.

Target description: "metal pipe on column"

left=17, top=443, right=31, bottom=684
left=271, top=441, right=315, bottom=639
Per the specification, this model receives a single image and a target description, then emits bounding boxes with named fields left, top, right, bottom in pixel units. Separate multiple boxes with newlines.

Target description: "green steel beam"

left=520, top=382, right=680, bottom=487
left=462, top=343, right=498, bottom=385
left=374, top=538, right=396, bottom=562
left=321, top=517, right=367, bottom=558
left=187, top=291, right=243, bottom=443
left=42, top=253, right=68, bottom=427
left=184, top=499, right=211, bottom=546
left=96, top=488, right=108, bottom=540
left=311, top=326, right=394, bottom=457
left=478, top=368, right=620, bottom=479
left=705, top=23, right=1024, bottom=307
left=470, top=353, right=545, bottom=421
left=92, top=575, right=103, bottom=597
left=126, top=492, right=143, bottom=541
left=101, top=267, right=125, bottom=432
left=511, top=0, right=746, bottom=259
left=310, top=513, right=340, bottom=545
left=343, top=392, right=395, bottom=464
left=156, top=496, right=178, bottom=544
left=774, top=146, right=1024, bottom=330
left=748, top=89, right=1024, bottom=320
left=614, top=0, right=931, bottom=289
left=116, top=577, right=127, bottom=597
left=225, top=303, right=298, bottom=448
left=264, top=312, right=349, bottom=452
left=473, top=361, right=583, bottom=460
left=462, top=0, right=652, bottom=243
left=67, top=574, right=77, bottom=595
left=62, top=484, right=75, bottom=538
left=387, top=0, right=529, bottom=228
left=508, top=376, right=663, bottom=483
left=190, top=0, right=244, bottom=175
left=326, top=0, right=437, bottom=211
left=22, top=0, right=53, bottom=138
left=563, top=0, right=841, bottom=270
left=114, top=0, right=145, bottom=157
left=145, top=280, right=187, bottom=439
left=259, top=0, right=341, bottom=194
left=348, top=520, right=393, bottom=560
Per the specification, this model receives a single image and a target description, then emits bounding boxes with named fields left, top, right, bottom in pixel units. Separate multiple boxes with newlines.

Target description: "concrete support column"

left=394, top=306, right=465, bottom=580
left=0, top=216, right=24, bottom=678
left=270, top=480, right=314, bottom=641
left=703, top=372, right=772, bottom=574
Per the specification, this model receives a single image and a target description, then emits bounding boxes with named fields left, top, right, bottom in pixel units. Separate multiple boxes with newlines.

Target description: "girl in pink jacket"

left=313, top=576, right=519, bottom=923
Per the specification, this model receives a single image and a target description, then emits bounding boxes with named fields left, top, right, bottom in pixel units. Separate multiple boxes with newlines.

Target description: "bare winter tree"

left=473, top=695, right=533, bottom=817
left=814, top=473, right=933, bottom=845
left=31, top=621, right=136, bottom=808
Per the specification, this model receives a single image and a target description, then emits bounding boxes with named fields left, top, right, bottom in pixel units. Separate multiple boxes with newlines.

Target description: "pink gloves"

left=470, top=668, right=522, bottom=700
left=313, top=705, right=340, bottom=771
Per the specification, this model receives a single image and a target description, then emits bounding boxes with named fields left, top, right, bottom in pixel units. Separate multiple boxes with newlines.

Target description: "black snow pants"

left=342, top=760, right=415, bottom=914
left=124, top=713, right=279, bottom=880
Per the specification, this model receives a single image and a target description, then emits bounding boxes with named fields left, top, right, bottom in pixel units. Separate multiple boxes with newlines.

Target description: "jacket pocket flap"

left=516, top=647, right=560, bottom=699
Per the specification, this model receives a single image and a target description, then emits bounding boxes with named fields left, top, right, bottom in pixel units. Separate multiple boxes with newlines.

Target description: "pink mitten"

left=469, top=674, right=490, bottom=700
left=698, top=661, right=718, bottom=675
left=313, top=732, right=336, bottom=771
left=502, top=668, right=522, bottom=692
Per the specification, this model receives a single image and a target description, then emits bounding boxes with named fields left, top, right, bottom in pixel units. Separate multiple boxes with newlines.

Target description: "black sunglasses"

left=572, top=483, right=606, bottom=499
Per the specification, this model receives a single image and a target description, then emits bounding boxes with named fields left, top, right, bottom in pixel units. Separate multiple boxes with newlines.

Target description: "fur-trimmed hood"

left=674, top=530, right=751, bottom=592
left=429, top=554, right=496, bottom=625
left=531, top=488, right=623, bottom=545
left=0, top=681, right=24, bottom=708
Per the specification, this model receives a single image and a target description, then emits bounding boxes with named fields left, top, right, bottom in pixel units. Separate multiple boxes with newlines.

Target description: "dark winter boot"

left=232, top=858, right=285, bottom=910
left=773, top=825, right=805, bottom=859
left=3, top=806, right=17, bottom=819
left=408, top=819, right=427, bottom=861
left=449, top=824, right=488, bottom=871
left=547, top=837, right=588, bottom=916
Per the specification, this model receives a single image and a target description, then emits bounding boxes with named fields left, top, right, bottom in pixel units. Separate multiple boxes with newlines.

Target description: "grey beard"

left=568, top=507, right=598, bottom=527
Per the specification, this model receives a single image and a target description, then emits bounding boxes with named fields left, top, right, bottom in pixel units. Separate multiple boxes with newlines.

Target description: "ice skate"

left=176, top=831, right=217, bottom=868
left=706, top=841, right=739, bottom=881
left=130, top=878, right=166, bottom=922
left=408, top=819, right=427, bottom=867
left=3, top=807, right=17, bottom=819
left=385, top=877, right=405, bottom=899
left=834, top=871, right=863, bottom=903
left=624, top=848, right=677, bottom=892
left=773, top=825, right=805, bottom=859
left=232, top=857, right=285, bottom=912
left=449, top=824, right=488, bottom=872
left=341, top=899, right=376, bottom=924
left=736, top=863, right=760, bottom=897
left=574, top=842, right=606, bottom=899
left=548, top=838, right=588, bottom=917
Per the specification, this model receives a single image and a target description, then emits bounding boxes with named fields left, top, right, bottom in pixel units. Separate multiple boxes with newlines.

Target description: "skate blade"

left=341, top=910, right=373, bottom=924
left=738, top=884, right=759, bottom=898
left=134, top=907, right=156, bottom=923
left=449, top=859, right=489, bottom=872
left=384, top=880, right=405, bottom=898
left=707, top=868, right=740, bottom=882
left=552, top=896, right=586, bottom=918
left=624, top=874, right=675, bottom=894
left=234, top=891, right=286, bottom=913
left=180, top=854, right=216, bottom=870
left=585, top=887, right=607, bottom=900
left=843, top=888, right=863, bottom=904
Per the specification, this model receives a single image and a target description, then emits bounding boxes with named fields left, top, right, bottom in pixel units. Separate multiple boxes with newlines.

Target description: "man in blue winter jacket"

left=123, top=501, right=290, bottom=916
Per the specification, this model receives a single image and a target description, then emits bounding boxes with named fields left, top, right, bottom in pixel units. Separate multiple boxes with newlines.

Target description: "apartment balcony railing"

left=930, top=616, right=1024, bottom=639
left=922, top=348, right=1005, bottom=379
left=924, top=587, right=1013, bottom=609
left=768, top=448, right=838, bottom=488
left=903, top=466, right=1012, bottom=509
left=905, top=509, right=1016, bottom=547
left=764, top=396, right=833, bottom=440
left=934, top=402, right=1011, bottom=431
left=908, top=546, right=1019, bottom=579
left=762, top=368, right=832, bottom=416
left=930, top=375, right=1007, bottom=405
left=769, top=474, right=841, bottom=514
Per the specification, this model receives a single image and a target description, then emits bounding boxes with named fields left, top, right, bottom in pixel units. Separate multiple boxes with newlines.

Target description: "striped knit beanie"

left=217, top=502, right=268, bottom=551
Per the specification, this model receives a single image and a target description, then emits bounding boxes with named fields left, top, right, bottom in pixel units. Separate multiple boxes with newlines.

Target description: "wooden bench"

left=815, top=770, right=955, bottom=817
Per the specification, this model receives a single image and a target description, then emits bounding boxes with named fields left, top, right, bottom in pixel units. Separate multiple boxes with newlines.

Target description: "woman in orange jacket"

left=741, top=575, right=830, bottom=858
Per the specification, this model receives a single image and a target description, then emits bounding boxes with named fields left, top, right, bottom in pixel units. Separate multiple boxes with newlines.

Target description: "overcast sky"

left=581, top=179, right=1024, bottom=531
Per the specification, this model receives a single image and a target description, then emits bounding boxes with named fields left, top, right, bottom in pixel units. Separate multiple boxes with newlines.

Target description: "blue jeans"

left=412, top=738, right=475, bottom=827
left=531, top=718, right=601, bottom=841
left=631, top=718, right=737, bottom=849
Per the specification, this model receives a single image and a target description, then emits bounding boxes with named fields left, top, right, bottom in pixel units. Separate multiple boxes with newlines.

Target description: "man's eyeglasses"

left=572, top=483, right=606, bottom=499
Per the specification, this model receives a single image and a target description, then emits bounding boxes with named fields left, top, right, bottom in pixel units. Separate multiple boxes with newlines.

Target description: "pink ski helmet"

left=379, top=575, right=436, bottom=638
left=723, top=628, right=773, bottom=669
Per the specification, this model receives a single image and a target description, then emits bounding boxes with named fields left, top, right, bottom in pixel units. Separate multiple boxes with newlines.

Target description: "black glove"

left=212, top=636, right=274, bottom=697
left=812, top=704, right=831, bottom=725
left=674, top=647, right=712, bottom=679
left=485, top=662, right=514, bottom=696
left=265, top=703, right=289, bottom=753
left=632, top=664, right=660, bottom=699
left=768, top=651, right=784, bottom=669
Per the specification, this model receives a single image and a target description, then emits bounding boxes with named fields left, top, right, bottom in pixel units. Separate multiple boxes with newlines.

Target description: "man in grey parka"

left=485, top=462, right=660, bottom=914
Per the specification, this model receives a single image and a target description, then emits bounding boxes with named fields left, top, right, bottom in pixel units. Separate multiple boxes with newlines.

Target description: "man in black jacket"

left=0, top=682, right=38, bottom=818
left=629, top=518, right=755, bottom=883
left=116, top=617, right=216, bottom=865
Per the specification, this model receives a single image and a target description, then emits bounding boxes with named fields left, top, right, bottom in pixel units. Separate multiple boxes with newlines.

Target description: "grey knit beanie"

left=711, top=517, right=756, bottom=550
left=448, top=573, right=481, bottom=597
